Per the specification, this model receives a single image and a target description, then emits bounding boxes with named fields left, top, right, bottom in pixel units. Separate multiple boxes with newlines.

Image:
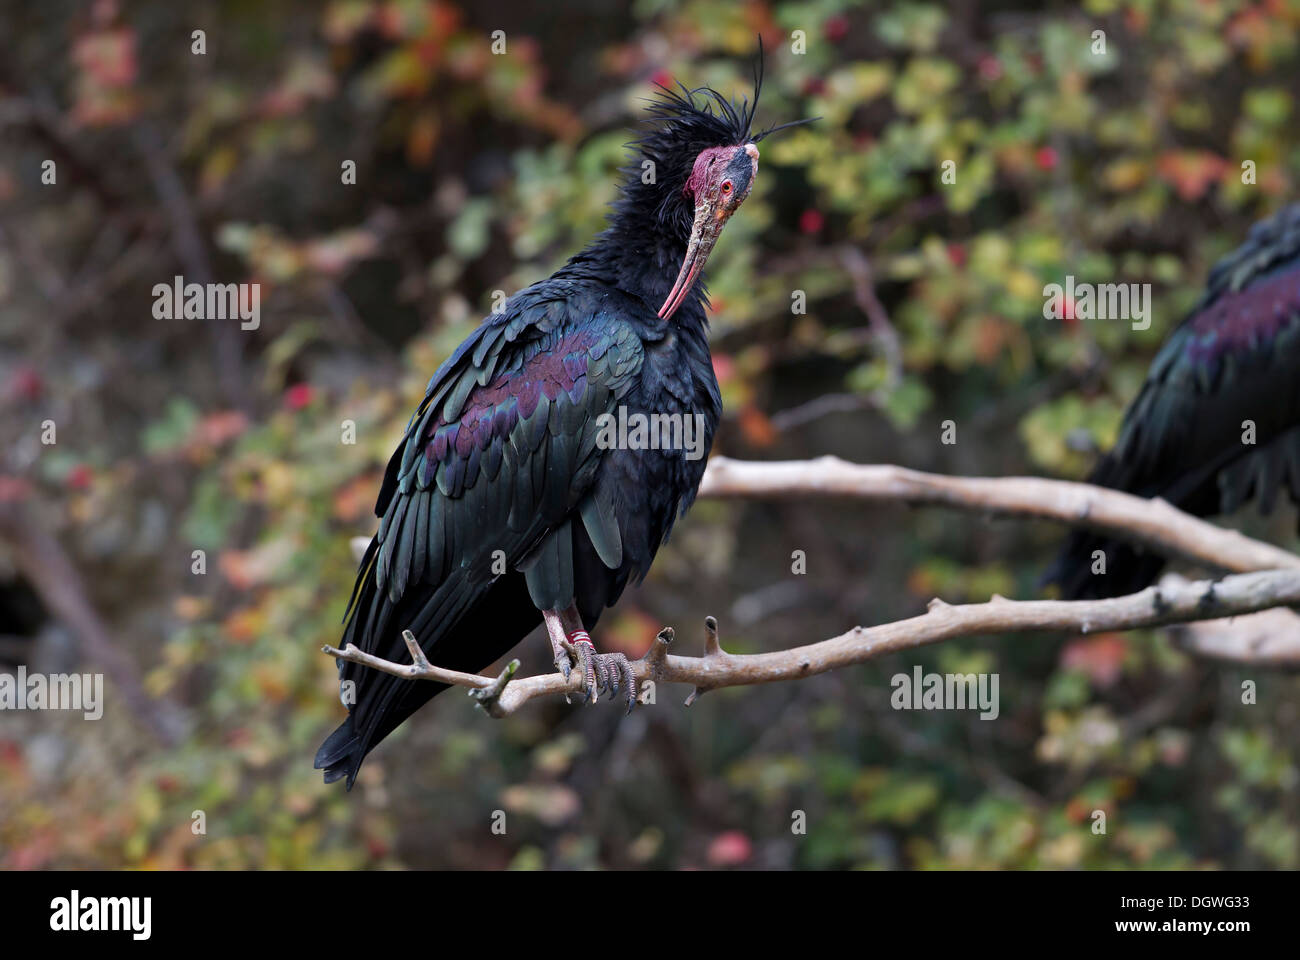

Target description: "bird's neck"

left=565, top=179, right=708, bottom=330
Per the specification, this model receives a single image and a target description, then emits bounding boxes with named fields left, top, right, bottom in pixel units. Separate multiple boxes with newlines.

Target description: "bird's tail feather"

left=315, top=566, right=544, bottom=790
left=315, top=576, right=473, bottom=790
left=1041, top=529, right=1167, bottom=600
left=314, top=715, right=360, bottom=785
left=1041, top=450, right=1171, bottom=599
left=1042, top=445, right=1232, bottom=599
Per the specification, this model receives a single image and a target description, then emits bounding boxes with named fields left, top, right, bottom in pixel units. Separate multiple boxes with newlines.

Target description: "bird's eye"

left=721, top=181, right=732, bottom=194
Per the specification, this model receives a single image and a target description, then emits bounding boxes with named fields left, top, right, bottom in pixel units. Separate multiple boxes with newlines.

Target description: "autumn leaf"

left=1061, top=633, right=1128, bottom=687
left=1156, top=150, right=1227, bottom=201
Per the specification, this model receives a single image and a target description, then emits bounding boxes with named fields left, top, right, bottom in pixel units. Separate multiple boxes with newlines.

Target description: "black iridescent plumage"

left=1047, top=204, right=1300, bottom=599
left=317, top=68, right=799, bottom=788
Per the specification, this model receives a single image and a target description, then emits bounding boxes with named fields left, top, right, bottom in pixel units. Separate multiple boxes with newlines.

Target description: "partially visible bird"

left=316, top=53, right=812, bottom=788
left=1046, top=203, right=1300, bottom=599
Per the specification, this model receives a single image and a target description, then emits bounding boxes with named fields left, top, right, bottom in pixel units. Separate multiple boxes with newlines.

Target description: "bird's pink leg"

left=542, top=608, right=571, bottom=668
left=543, top=605, right=637, bottom=711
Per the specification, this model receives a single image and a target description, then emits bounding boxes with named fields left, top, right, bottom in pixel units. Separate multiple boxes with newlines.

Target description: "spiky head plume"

left=615, top=43, right=817, bottom=236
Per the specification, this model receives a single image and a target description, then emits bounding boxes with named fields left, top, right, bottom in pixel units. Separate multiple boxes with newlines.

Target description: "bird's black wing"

left=1048, top=204, right=1300, bottom=598
left=317, top=282, right=649, bottom=785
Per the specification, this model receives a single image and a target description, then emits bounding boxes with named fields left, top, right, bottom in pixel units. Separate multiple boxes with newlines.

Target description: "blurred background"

left=1, top=0, right=1299, bottom=869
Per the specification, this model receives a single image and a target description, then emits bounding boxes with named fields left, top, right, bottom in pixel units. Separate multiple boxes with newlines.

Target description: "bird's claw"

left=558, top=637, right=638, bottom=713
left=594, top=650, right=638, bottom=714
left=554, top=644, right=573, bottom=681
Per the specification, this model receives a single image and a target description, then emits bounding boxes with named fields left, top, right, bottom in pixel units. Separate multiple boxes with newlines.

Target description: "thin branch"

left=132, top=123, right=248, bottom=412
left=328, top=457, right=1300, bottom=716
left=0, top=501, right=186, bottom=744
left=770, top=392, right=872, bottom=432
left=697, top=456, right=1300, bottom=576
left=1160, top=573, right=1300, bottom=666
left=323, top=570, right=1300, bottom=717
left=839, top=246, right=903, bottom=394
left=768, top=248, right=904, bottom=432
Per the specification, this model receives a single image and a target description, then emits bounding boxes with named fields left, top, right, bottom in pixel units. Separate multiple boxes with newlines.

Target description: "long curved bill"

left=658, top=202, right=724, bottom=320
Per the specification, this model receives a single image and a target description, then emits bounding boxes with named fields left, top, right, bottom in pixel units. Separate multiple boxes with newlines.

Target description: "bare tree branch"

left=839, top=246, right=903, bottom=394
left=0, top=500, right=187, bottom=744
left=323, top=569, right=1300, bottom=717
left=327, top=457, right=1300, bottom=717
left=132, top=123, right=249, bottom=412
left=1160, top=573, right=1300, bottom=666
left=697, top=456, right=1300, bottom=576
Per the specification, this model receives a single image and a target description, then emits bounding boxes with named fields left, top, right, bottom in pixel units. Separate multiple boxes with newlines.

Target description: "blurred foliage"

left=1, top=0, right=1299, bottom=869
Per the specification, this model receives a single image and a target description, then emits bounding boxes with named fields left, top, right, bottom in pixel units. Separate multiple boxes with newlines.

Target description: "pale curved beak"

left=658, top=201, right=726, bottom=320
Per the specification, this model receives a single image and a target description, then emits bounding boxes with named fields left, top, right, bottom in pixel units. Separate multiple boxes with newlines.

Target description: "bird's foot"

left=556, top=631, right=638, bottom=712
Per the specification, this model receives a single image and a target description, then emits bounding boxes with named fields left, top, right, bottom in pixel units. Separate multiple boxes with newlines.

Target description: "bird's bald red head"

left=685, top=143, right=760, bottom=208
left=658, top=143, right=760, bottom=321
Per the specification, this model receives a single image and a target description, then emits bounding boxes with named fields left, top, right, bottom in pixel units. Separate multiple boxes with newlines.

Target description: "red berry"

left=0, top=477, right=32, bottom=502
left=799, top=209, right=824, bottom=235
left=712, top=354, right=736, bottom=384
left=1050, top=294, right=1078, bottom=327
left=802, top=76, right=826, bottom=97
left=66, top=465, right=93, bottom=490
left=284, top=383, right=315, bottom=410
left=824, top=15, right=850, bottom=42
left=10, top=367, right=43, bottom=400
left=707, top=830, right=753, bottom=866
left=977, top=55, right=1003, bottom=81
left=1035, top=146, right=1058, bottom=171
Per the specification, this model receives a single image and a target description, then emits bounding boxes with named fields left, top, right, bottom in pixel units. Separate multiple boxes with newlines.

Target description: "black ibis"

left=317, top=61, right=811, bottom=787
left=1047, top=204, right=1300, bottom=598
